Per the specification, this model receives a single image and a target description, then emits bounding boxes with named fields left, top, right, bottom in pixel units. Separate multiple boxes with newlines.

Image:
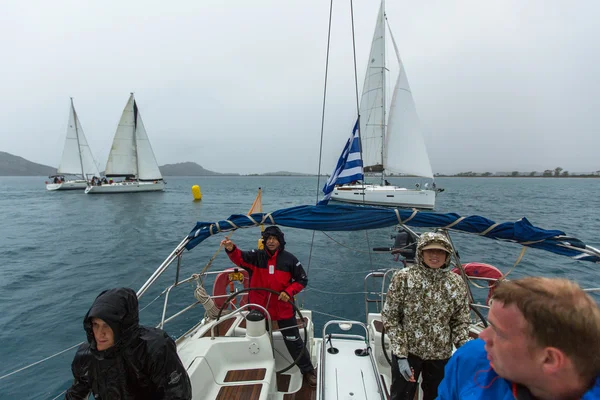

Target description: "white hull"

left=84, top=180, right=165, bottom=194
left=332, top=185, right=436, bottom=209
left=175, top=308, right=394, bottom=400
left=45, top=180, right=88, bottom=191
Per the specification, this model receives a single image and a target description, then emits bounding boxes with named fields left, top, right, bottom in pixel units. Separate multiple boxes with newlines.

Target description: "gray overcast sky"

left=1, top=0, right=599, bottom=175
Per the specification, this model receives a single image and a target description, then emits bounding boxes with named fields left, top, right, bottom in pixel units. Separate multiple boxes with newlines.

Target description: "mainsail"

left=359, top=2, right=386, bottom=173
left=56, top=99, right=101, bottom=179
left=358, top=1, right=433, bottom=179
left=104, top=94, right=162, bottom=180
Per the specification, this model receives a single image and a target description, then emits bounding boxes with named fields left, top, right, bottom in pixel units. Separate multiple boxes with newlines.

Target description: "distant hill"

left=0, top=151, right=56, bottom=176
left=159, top=162, right=236, bottom=176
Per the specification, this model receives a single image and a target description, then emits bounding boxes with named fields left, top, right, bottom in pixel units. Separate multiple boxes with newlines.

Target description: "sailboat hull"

left=85, top=181, right=165, bottom=194
left=46, top=180, right=88, bottom=191
left=332, top=185, right=436, bottom=209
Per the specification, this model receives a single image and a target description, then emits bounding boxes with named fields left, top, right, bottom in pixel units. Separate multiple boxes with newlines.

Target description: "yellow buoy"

left=192, top=185, right=202, bottom=201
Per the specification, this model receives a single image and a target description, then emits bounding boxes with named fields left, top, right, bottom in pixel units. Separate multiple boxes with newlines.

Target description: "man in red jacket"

left=221, top=226, right=317, bottom=387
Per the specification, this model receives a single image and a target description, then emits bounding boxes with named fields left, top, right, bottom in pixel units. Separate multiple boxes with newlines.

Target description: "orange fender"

left=212, top=268, right=250, bottom=309
left=452, top=262, right=503, bottom=305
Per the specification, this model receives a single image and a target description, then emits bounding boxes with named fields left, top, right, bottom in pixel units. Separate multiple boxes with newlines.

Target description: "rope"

left=51, top=390, right=67, bottom=400
left=306, top=287, right=367, bottom=296
left=193, top=281, right=226, bottom=319
left=311, top=309, right=352, bottom=321
left=320, top=231, right=375, bottom=254
left=0, top=342, right=83, bottom=381
left=395, top=209, right=418, bottom=225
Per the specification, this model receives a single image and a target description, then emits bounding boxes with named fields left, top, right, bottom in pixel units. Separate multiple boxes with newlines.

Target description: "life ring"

left=452, top=262, right=503, bottom=305
left=212, top=268, right=250, bottom=309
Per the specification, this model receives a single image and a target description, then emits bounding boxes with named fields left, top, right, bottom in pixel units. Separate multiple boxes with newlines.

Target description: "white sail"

left=56, top=100, right=101, bottom=178
left=134, top=105, right=163, bottom=180
left=104, top=94, right=162, bottom=180
left=358, top=1, right=386, bottom=172
left=384, top=30, right=434, bottom=179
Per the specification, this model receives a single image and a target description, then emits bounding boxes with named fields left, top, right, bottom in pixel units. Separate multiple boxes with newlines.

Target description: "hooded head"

left=83, top=288, right=140, bottom=352
left=416, top=232, right=453, bottom=269
left=262, top=226, right=286, bottom=252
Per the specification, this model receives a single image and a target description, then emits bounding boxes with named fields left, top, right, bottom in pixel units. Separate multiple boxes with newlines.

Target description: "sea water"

left=0, top=176, right=598, bottom=399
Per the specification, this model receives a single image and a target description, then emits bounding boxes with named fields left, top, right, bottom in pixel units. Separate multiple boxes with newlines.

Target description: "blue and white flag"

left=318, top=120, right=364, bottom=205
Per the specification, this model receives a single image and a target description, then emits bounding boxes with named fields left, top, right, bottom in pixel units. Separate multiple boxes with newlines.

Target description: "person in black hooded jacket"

left=65, top=287, right=192, bottom=400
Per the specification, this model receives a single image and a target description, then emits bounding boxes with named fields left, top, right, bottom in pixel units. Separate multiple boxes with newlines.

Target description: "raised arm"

left=221, top=238, right=259, bottom=271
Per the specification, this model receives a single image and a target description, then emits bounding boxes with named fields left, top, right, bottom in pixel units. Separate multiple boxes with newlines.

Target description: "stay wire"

left=350, top=0, right=375, bottom=272
left=314, top=0, right=334, bottom=205
left=306, top=0, right=335, bottom=308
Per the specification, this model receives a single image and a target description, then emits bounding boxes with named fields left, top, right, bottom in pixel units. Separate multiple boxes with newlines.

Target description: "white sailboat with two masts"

left=85, top=93, right=164, bottom=194
left=46, top=98, right=101, bottom=191
left=332, top=1, right=439, bottom=209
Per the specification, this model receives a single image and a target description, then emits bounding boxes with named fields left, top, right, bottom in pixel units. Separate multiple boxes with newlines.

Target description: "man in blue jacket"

left=437, top=277, right=600, bottom=399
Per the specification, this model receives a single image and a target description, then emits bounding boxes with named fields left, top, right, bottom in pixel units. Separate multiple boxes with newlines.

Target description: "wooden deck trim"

left=216, top=383, right=263, bottom=400
left=276, top=373, right=291, bottom=392
left=201, top=318, right=236, bottom=338
left=224, top=368, right=266, bottom=382
left=239, top=317, right=308, bottom=330
left=373, top=319, right=383, bottom=333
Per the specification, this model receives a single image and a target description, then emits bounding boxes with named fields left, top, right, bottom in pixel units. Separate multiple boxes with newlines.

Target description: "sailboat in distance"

left=331, top=1, right=439, bottom=209
left=85, top=93, right=165, bottom=194
left=46, top=98, right=101, bottom=191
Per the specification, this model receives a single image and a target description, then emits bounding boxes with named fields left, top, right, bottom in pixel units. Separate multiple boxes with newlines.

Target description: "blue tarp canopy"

left=186, top=204, right=600, bottom=263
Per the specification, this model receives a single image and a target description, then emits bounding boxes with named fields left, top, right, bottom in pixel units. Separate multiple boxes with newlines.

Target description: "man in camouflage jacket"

left=382, top=232, right=470, bottom=400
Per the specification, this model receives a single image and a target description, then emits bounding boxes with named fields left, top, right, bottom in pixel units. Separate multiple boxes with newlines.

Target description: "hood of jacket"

left=83, top=287, right=140, bottom=353
left=416, top=232, right=453, bottom=272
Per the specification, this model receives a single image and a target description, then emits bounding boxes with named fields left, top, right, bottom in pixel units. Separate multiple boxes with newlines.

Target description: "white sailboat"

left=85, top=93, right=165, bottom=194
left=46, top=99, right=101, bottom=191
left=332, top=2, right=438, bottom=209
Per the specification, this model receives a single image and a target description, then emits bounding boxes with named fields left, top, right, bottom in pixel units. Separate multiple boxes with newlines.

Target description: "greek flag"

left=318, top=120, right=364, bottom=205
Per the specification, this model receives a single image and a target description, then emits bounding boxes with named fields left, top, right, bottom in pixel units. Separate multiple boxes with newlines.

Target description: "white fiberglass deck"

left=317, top=338, right=384, bottom=399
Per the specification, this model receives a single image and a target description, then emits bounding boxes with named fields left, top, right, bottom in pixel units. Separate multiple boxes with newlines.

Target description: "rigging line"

left=0, top=342, right=83, bottom=381
left=51, top=390, right=67, bottom=400
left=311, top=309, right=353, bottom=321
left=307, top=0, right=334, bottom=308
left=349, top=0, right=376, bottom=273
left=314, top=0, right=334, bottom=204
left=306, top=287, right=368, bottom=296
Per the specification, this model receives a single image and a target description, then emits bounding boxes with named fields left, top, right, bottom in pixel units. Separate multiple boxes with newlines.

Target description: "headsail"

left=384, top=27, right=433, bottom=179
left=185, top=204, right=600, bottom=264
left=133, top=101, right=162, bottom=181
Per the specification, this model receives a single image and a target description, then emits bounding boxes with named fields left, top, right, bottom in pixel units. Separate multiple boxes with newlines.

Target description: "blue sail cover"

left=186, top=204, right=600, bottom=263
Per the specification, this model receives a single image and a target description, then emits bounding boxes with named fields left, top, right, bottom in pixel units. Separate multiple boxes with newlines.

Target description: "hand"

left=278, top=291, right=290, bottom=302
left=397, top=358, right=415, bottom=382
left=220, top=238, right=234, bottom=251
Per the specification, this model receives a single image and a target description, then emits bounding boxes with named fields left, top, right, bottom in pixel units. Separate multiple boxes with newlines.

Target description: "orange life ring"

left=452, top=262, right=503, bottom=305
left=212, top=268, right=250, bottom=309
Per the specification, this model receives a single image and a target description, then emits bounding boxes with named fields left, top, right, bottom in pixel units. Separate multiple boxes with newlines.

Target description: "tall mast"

left=132, top=93, right=140, bottom=181
left=380, top=0, right=387, bottom=183
left=71, top=98, right=86, bottom=180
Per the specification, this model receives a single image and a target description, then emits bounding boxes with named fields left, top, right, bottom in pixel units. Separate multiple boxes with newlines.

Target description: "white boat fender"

left=246, top=310, right=267, bottom=338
